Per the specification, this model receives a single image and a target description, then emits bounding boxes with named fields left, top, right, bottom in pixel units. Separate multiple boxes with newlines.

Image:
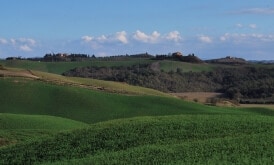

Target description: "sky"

left=0, top=0, right=274, bottom=60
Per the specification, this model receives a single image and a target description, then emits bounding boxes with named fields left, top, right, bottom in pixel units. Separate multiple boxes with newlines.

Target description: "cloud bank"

left=198, top=35, right=213, bottom=43
left=1, top=29, right=274, bottom=60
left=82, top=30, right=182, bottom=45
left=231, top=8, right=274, bottom=15
left=0, top=37, right=40, bottom=58
left=0, top=37, right=36, bottom=52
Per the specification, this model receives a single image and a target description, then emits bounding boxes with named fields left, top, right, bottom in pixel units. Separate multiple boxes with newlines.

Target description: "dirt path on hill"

left=0, top=68, right=100, bottom=91
left=0, top=69, right=39, bottom=79
left=170, top=92, right=222, bottom=103
left=240, top=104, right=274, bottom=110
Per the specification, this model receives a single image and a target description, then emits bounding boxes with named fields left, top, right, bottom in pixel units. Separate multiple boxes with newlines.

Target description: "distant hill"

left=249, top=60, right=274, bottom=64
left=1, top=58, right=274, bottom=164
left=64, top=62, right=274, bottom=103
left=154, top=52, right=203, bottom=63
left=205, top=56, right=247, bottom=64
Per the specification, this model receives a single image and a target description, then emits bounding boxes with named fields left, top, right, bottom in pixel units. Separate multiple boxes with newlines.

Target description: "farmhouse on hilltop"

left=172, top=52, right=183, bottom=57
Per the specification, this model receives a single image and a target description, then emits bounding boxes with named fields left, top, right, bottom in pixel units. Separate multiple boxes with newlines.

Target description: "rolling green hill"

left=1, top=61, right=273, bottom=164
left=0, top=58, right=152, bottom=74
left=0, top=77, right=230, bottom=124
left=32, top=70, right=169, bottom=96
left=0, top=113, right=87, bottom=130
left=0, top=113, right=87, bottom=147
left=0, top=115, right=273, bottom=164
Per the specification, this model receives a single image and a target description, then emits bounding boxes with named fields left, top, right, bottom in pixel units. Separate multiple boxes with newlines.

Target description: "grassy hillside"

left=0, top=113, right=87, bottom=130
left=0, top=113, right=87, bottom=147
left=1, top=62, right=273, bottom=164
left=32, top=70, right=169, bottom=96
left=0, top=59, right=230, bottom=75
left=0, top=77, right=227, bottom=124
left=1, top=76, right=273, bottom=123
left=0, top=58, right=152, bottom=74
left=0, top=115, right=273, bottom=164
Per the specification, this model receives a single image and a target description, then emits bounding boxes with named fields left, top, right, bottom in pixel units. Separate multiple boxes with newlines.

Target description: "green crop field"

left=0, top=62, right=273, bottom=164
left=0, top=77, right=249, bottom=124
left=0, top=113, right=86, bottom=130
left=0, top=115, right=273, bottom=164
left=0, top=113, right=87, bottom=147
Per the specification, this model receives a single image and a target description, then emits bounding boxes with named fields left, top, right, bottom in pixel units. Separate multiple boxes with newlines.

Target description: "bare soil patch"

left=171, top=92, right=222, bottom=103
left=0, top=69, right=39, bottom=79
left=240, top=104, right=274, bottom=110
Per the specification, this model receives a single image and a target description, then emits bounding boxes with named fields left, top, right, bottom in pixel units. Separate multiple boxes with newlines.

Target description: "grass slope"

left=0, top=59, right=152, bottom=74
left=2, top=77, right=271, bottom=125
left=0, top=78, right=209, bottom=123
left=1, top=64, right=274, bottom=164
left=32, top=70, right=169, bottom=96
left=0, top=113, right=87, bottom=147
left=0, top=113, right=87, bottom=130
left=0, top=115, right=273, bottom=164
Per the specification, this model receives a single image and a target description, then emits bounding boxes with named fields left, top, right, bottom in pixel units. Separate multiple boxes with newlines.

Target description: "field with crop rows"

left=0, top=59, right=273, bottom=164
left=0, top=115, right=273, bottom=164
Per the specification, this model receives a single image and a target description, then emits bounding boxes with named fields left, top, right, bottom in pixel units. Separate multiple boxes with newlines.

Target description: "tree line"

left=63, top=63, right=274, bottom=103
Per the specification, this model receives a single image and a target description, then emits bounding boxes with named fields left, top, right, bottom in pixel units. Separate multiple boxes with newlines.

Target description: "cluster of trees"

left=206, top=56, right=247, bottom=65
left=92, top=53, right=154, bottom=61
left=43, top=53, right=95, bottom=62
left=63, top=64, right=274, bottom=103
left=5, top=54, right=95, bottom=62
left=154, top=53, right=203, bottom=63
left=5, top=52, right=155, bottom=62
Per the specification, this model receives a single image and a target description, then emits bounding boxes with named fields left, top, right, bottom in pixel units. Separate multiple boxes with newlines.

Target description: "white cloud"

left=18, top=38, right=36, bottom=45
left=10, top=38, right=16, bottom=45
left=0, top=38, right=37, bottom=52
left=220, top=33, right=232, bottom=42
left=82, top=31, right=128, bottom=44
left=198, top=35, right=212, bottom=43
left=115, top=31, right=128, bottom=44
left=220, top=33, right=228, bottom=41
left=81, top=35, right=93, bottom=42
left=8, top=38, right=36, bottom=46
left=82, top=30, right=183, bottom=46
left=0, top=38, right=8, bottom=44
left=151, top=31, right=161, bottom=42
left=133, top=30, right=161, bottom=43
left=133, top=30, right=148, bottom=42
left=220, top=33, right=274, bottom=43
left=235, top=23, right=243, bottom=28
left=19, top=45, right=32, bottom=52
left=97, top=35, right=107, bottom=42
left=220, top=36, right=226, bottom=41
left=166, top=31, right=181, bottom=42
left=232, top=8, right=274, bottom=15
left=235, top=23, right=257, bottom=29
left=249, top=24, right=257, bottom=29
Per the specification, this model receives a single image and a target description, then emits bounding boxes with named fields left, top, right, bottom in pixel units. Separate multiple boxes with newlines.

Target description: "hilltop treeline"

left=63, top=64, right=274, bottom=103
left=5, top=53, right=154, bottom=62
left=154, top=52, right=203, bottom=63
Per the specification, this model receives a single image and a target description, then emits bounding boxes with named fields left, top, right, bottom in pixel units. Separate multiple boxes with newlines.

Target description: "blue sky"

left=0, top=0, right=274, bottom=60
